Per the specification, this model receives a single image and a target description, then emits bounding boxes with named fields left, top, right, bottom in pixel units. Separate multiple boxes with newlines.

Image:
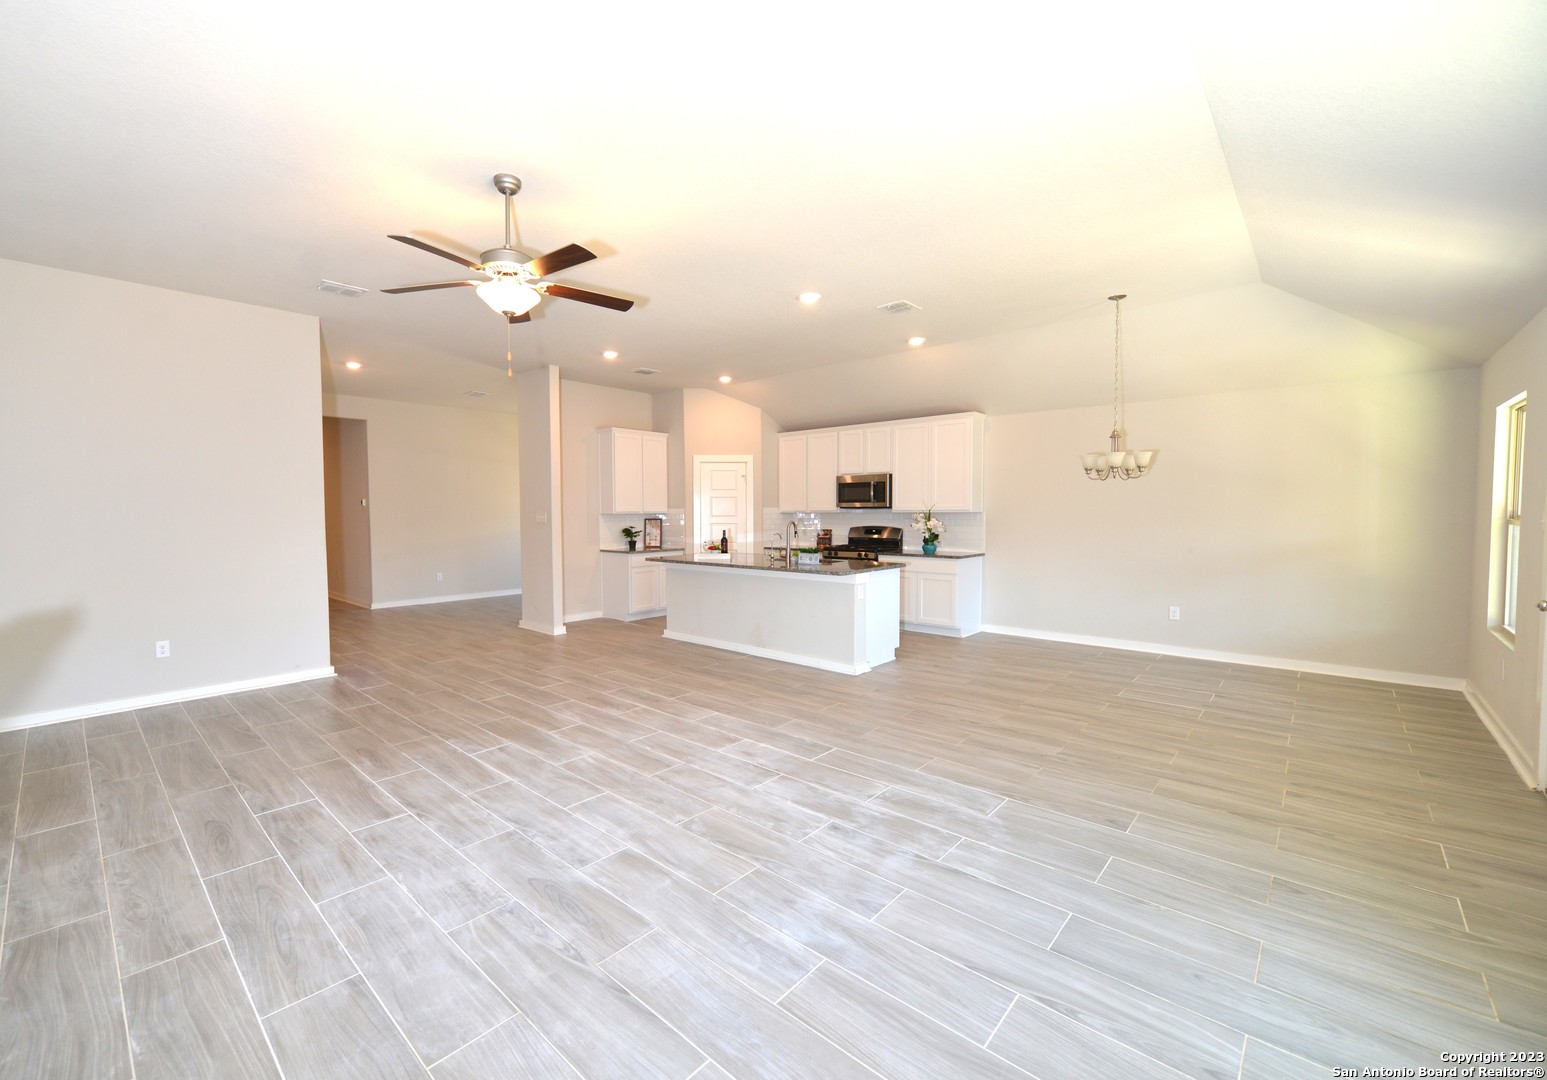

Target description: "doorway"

left=694, top=456, right=753, bottom=554
left=322, top=416, right=372, bottom=607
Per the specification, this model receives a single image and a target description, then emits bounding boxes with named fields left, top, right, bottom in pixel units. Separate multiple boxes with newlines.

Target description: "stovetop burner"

left=824, top=525, right=903, bottom=562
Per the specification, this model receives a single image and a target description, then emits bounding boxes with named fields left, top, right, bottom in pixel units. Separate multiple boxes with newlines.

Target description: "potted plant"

left=911, top=505, right=945, bottom=555
left=620, top=525, right=641, bottom=551
left=795, top=546, right=821, bottom=565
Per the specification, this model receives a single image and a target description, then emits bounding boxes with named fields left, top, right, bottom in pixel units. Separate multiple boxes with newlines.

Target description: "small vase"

left=922, top=541, right=937, bottom=555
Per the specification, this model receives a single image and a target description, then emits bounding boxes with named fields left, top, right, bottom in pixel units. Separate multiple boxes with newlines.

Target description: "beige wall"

left=1467, top=303, right=1547, bottom=785
left=0, top=258, right=331, bottom=726
left=559, top=380, right=656, bottom=619
left=517, top=366, right=564, bottom=634
left=324, top=394, right=520, bottom=607
left=983, top=367, right=1479, bottom=683
left=681, top=389, right=766, bottom=546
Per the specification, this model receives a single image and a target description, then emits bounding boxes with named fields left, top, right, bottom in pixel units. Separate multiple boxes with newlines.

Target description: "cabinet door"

left=629, top=562, right=661, bottom=613
left=863, top=426, right=893, bottom=473
left=612, top=429, right=644, bottom=513
left=891, top=422, right=930, bottom=511
left=930, top=416, right=975, bottom=511
left=777, top=434, right=808, bottom=511
left=837, top=429, right=865, bottom=474
left=914, top=574, right=958, bottom=627
left=899, top=566, right=920, bottom=623
left=805, top=431, right=839, bottom=512
left=641, top=432, right=668, bottom=512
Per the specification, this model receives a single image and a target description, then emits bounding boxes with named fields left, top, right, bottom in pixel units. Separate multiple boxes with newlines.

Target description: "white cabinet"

left=890, top=414, right=985, bottom=513
left=599, top=428, right=669, bottom=514
left=780, top=412, right=983, bottom=514
left=777, top=433, right=807, bottom=511
left=602, top=552, right=668, bottom=620
left=895, top=555, right=983, bottom=637
left=777, top=430, right=839, bottom=512
left=838, top=426, right=893, bottom=474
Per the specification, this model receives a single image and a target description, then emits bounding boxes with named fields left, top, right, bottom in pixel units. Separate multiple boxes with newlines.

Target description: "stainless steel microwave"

left=836, top=473, right=892, bottom=509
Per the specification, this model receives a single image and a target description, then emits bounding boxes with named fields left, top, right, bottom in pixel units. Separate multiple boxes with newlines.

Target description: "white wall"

left=517, top=366, right=564, bottom=634
left=983, top=368, right=1479, bottom=683
left=0, top=258, right=331, bottom=726
left=324, top=394, right=520, bottom=607
left=1467, top=303, right=1547, bottom=785
left=682, top=389, right=766, bottom=548
left=559, top=380, right=656, bottom=619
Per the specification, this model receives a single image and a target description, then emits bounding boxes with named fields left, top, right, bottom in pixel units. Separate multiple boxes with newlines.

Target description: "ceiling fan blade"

left=527, top=243, right=596, bottom=278
left=388, top=234, right=482, bottom=270
left=506, top=311, right=531, bottom=324
left=540, top=282, right=634, bottom=312
left=380, top=280, right=480, bottom=294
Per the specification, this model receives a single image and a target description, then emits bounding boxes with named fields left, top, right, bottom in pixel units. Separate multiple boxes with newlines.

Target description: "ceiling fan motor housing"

left=479, top=248, right=530, bottom=277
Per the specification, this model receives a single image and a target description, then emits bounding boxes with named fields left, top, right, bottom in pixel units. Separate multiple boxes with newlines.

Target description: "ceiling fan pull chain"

left=506, top=317, right=513, bottom=378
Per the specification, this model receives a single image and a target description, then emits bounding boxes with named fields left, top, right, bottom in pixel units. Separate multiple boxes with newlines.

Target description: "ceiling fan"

left=383, top=173, right=634, bottom=324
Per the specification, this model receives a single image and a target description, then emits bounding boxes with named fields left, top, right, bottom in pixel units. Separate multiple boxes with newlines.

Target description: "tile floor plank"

left=354, top=813, right=511, bottom=930
left=103, top=836, right=222, bottom=973
left=258, top=798, right=386, bottom=901
left=0, top=912, right=132, bottom=1079
left=204, top=857, right=356, bottom=1016
left=262, top=975, right=429, bottom=1080
left=121, top=941, right=281, bottom=1080
left=320, top=878, right=515, bottom=1065
left=172, top=784, right=277, bottom=877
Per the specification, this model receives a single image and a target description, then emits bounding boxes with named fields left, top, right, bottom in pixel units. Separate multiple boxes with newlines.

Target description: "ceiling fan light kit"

left=1082, top=293, right=1157, bottom=481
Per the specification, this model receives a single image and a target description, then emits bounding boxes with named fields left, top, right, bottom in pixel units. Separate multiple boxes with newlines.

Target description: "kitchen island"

left=647, top=554, right=901, bottom=675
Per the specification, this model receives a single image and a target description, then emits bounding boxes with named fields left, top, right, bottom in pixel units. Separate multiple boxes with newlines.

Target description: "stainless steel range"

left=825, top=525, right=903, bottom=562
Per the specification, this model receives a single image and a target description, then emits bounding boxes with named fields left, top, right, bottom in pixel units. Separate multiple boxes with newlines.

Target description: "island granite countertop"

left=648, top=553, right=902, bottom=577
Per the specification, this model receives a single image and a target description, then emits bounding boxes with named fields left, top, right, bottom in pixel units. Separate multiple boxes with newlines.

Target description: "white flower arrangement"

left=911, top=506, right=945, bottom=544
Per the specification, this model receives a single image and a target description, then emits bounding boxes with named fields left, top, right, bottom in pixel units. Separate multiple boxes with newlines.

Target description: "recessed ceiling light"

left=798, top=292, right=822, bottom=305
left=907, top=336, right=926, bottom=347
left=718, top=375, right=732, bottom=384
left=602, top=350, right=619, bottom=360
left=344, top=360, right=362, bottom=370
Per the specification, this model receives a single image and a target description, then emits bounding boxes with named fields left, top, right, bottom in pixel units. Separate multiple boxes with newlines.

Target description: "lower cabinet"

left=895, top=555, right=983, bottom=637
left=602, top=553, right=668, bottom=620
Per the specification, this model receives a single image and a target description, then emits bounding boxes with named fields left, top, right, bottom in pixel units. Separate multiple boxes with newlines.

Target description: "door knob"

left=1538, top=600, right=1547, bottom=612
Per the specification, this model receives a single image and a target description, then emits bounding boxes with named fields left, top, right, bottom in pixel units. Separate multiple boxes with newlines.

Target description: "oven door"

left=836, top=473, right=891, bottom=509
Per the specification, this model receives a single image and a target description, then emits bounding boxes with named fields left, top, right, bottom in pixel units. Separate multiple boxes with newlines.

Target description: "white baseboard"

left=371, top=588, right=521, bottom=610
left=327, top=591, right=371, bottom=609
left=1464, top=683, right=1542, bottom=791
left=978, top=625, right=1467, bottom=691
left=565, top=610, right=604, bottom=623
left=519, top=620, right=567, bottom=636
left=1, top=666, right=338, bottom=733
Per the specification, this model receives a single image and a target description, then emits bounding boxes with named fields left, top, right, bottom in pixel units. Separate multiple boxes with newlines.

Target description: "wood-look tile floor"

left=3, top=596, right=1546, bottom=1078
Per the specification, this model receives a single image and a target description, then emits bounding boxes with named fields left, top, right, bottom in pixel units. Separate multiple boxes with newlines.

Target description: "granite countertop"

left=599, top=546, right=685, bottom=554
left=648, top=553, right=902, bottom=577
left=898, top=549, right=985, bottom=559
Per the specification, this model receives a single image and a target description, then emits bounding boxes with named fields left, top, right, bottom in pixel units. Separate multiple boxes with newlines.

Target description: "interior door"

left=697, top=458, right=750, bottom=552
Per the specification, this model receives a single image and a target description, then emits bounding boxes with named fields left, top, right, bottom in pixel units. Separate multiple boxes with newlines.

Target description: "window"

left=1494, top=394, right=1528, bottom=639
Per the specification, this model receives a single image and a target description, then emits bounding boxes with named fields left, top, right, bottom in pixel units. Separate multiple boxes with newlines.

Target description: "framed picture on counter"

left=643, top=516, right=663, bottom=550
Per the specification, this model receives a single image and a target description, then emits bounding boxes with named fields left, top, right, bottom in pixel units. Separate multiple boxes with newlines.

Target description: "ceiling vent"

left=462, top=390, right=489, bottom=398
left=876, top=299, right=921, bottom=315
left=632, top=367, right=660, bottom=376
left=317, top=279, right=368, bottom=298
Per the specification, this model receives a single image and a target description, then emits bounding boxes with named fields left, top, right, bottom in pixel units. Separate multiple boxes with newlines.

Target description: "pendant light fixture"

left=1081, top=293, right=1157, bottom=481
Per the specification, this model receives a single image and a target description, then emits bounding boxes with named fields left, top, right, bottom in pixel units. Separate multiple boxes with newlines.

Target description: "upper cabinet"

left=777, top=430, right=838, bottom=511
left=778, top=412, right=985, bottom=513
left=599, top=428, right=669, bottom=513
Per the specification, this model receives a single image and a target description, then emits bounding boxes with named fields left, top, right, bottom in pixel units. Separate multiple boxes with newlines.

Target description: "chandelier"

left=1082, top=293, right=1157, bottom=481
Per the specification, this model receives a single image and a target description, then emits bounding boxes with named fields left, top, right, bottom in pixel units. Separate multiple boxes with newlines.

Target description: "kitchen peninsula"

left=648, top=554, right=901, bottom=675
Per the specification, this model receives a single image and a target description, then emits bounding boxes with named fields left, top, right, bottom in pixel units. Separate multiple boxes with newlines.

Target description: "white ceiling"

left=2, top=1, right=1543, bottom=429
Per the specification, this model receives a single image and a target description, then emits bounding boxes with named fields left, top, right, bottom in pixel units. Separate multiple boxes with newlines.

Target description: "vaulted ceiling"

left=2, top=1, right=1543, bottom=429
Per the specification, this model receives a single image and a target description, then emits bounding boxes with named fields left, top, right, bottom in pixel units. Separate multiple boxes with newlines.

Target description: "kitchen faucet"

left=784, top=521, right=797, bottom=565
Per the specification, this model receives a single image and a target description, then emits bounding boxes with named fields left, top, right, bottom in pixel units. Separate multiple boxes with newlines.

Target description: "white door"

left=697, top=457, right=751, bottom=552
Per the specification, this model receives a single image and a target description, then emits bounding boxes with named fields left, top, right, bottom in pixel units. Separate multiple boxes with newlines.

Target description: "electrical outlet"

left=436, top=571, right=444, bottom=582
left=155, top=640, right=171, bottom=658
left=1168, top=606, right=1181, bottom=621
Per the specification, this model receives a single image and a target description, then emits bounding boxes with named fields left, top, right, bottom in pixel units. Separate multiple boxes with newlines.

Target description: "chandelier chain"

left=1112, top=294, right=1122, bottom=435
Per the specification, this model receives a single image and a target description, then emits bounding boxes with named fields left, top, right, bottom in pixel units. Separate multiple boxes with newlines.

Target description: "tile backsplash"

left=760, top=508, right=985, bottom=552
